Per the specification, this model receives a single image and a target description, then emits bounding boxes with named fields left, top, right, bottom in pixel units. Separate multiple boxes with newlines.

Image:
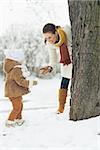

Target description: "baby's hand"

left=33, top=80, right=38, bottom=85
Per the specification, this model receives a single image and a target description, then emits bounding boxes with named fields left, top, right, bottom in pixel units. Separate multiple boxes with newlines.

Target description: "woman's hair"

left=43, top=23, right=60, bottom=34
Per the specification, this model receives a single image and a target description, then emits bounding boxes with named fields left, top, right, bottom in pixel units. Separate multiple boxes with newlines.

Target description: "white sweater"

left=47, top=25, right=72, bottom=79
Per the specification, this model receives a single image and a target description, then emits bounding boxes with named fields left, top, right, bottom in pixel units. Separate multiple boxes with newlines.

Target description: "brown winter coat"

left=3, top=59, right=30, bottom=98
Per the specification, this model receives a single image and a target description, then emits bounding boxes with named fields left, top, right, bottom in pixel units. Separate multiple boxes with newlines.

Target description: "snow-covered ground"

left=0, top=75, right=100, bottom=150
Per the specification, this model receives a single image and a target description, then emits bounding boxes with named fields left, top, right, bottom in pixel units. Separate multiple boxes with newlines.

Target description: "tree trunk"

left=68, top=0, right=100, bottom=120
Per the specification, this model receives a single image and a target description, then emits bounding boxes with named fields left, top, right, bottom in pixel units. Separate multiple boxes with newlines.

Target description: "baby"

left=3, top=49, right=37, bottom=127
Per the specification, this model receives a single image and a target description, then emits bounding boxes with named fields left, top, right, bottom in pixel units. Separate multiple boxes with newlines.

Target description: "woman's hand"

left=39, top=66, right=53, bottom=75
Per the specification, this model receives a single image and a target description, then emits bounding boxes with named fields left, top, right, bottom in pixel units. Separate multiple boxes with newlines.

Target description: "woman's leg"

left=60, top=77, right=70, bottom=89
left=57, top=77, right=70, bottom=113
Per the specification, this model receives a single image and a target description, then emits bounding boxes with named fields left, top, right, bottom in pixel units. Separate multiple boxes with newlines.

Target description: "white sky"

left=0, top=0, right=70, bottom=36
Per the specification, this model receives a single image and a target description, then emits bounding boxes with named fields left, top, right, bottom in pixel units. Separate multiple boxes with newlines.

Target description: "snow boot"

left=56, top=89, right=67, bottom=114
left=15, top=119, right=25, bottom=126
left=5, top=120, right=17, bottom=127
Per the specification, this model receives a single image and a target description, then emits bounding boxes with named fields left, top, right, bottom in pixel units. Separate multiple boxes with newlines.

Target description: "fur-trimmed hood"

left=4, top=59, right=30, bottom=78
left=3, top=59, right=21, bottom=73
left=3, top=59, right=30, bottom=98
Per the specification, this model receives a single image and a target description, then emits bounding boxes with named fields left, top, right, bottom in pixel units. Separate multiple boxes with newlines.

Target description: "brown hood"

left=3, top=59, right=21, bottom=73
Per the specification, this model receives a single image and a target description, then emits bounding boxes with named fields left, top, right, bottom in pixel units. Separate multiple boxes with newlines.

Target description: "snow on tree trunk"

left=68, top=0, right=100, bottom=120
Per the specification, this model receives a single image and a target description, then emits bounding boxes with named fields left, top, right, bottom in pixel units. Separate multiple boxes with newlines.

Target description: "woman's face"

left=43, top=32, right=57, bottom=44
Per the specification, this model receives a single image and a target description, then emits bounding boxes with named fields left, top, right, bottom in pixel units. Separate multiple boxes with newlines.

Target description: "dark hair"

left=43, top=23, right=56, bottom=34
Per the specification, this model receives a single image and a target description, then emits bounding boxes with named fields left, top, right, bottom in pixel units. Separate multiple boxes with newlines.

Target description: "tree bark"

left=68, top=0, right=100, bottom=120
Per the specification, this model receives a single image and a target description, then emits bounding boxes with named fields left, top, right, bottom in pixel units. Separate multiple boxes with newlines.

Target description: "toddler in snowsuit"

left=3, top=49, right=37, bottom=127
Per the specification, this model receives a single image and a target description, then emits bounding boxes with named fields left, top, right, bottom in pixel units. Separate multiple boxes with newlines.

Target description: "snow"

left=0, top=0, right=70, bottom=36
left=0, top=0, right=70, bottom=72
left=0, top=75, right=100, bottom=150
left=0, top=0, right=100, bottom=149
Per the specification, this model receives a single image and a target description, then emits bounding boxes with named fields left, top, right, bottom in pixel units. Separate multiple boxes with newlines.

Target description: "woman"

left=40, top=23, right=72, bottom=114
